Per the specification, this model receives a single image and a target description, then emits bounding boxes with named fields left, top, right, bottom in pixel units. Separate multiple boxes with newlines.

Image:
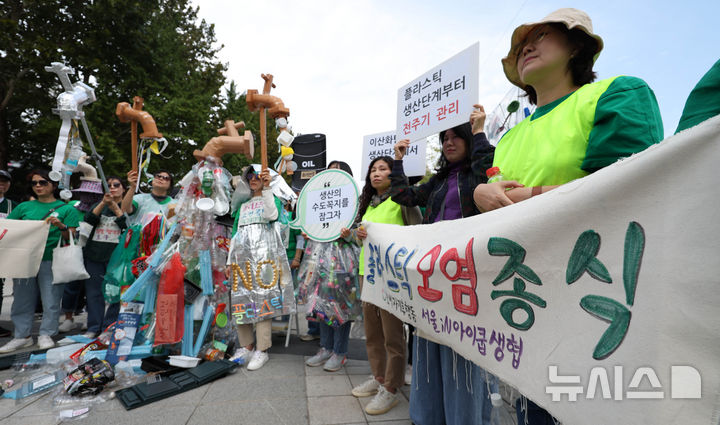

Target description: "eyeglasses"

left=154, top=174, right=171, bottom=182
left=247, top=173, right=260, bottom=181
left=31, top=180, right=49, bottom=187
left=109, top=182, right=123, bottom=188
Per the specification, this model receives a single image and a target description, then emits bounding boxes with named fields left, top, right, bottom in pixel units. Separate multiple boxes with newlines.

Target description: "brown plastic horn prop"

left=246, top=74, right=290, bottom=170
left=115, top=97, right=163, bottom=173
left=193, top=120, right=254, bottom=164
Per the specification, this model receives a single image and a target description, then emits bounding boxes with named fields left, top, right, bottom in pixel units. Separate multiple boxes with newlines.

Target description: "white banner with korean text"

left=0, top=219, right=50, bottom=278
left=361, top=116, right=720, bottom=425
left=361, top=131, right=425, bottom=179
left=396, top=42, right=479, bottom=143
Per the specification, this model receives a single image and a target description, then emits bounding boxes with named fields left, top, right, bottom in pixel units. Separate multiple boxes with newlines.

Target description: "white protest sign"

left=0, top=219, right=50, bottom=278
left=361, top=116, right=720, bottom=425
left=396, top=42, right=479, bottom=143
left=361, top=131, right=424, bottom=179
left=290, top=169, right=359, bottom=242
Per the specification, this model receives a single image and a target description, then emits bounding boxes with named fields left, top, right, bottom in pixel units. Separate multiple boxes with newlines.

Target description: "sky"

left=193, top=0, right=719, bottom=180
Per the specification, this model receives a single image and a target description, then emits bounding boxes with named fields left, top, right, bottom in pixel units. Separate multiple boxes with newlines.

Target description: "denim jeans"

left=319, top=321, right=351, bottom=356
left=68, top=259, right=108, bottom=334
left=409, top=335, right=497, bottom=425
left=11, top=261, right=65, bottom=338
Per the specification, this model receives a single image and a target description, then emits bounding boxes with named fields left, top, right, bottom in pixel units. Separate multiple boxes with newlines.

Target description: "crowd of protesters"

left=0, top=7, right=718, bottom=425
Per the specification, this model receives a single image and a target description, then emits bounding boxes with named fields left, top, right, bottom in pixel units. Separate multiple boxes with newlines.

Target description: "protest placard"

left=290, top=169, right=359, bottom=242
left=361, top=131, right=424, bottom=179
left=361, top=116, right=720, bottom=425
left=396, top=42, right=479, bottom=143
left=0, top=219, right=50, bottom=278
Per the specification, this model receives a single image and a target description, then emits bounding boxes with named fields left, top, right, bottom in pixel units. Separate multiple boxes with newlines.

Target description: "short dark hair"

left=26, top=169, right=59, bottom=198
left=106, top=176, right=127, bottom=190
left=153, top=169, right=174, bottom=188
left=327, top=160, right=353, bottom=177
left=523, top=23, right=598, bottom=105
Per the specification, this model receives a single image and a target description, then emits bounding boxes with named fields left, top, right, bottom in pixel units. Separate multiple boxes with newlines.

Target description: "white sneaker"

left=38, top=335, right=55, bottom=350
left=247, top=350, right=269, bottom=371
left=82, top=332, right=98, bottom=340
left=229, top=347, right=252, bottom=364
left=365, top=385, right=400, bottom=415
left=323, top=353, right=346, bottom=372
left=405, top=364, right=412, bottom=385
left=352, top=376, right=381, bottom=397
left=0, top=337, right=33, bottom=354
left=306, top=348, right=332, bottom=367
left=58, top=318, right=75, bottom=333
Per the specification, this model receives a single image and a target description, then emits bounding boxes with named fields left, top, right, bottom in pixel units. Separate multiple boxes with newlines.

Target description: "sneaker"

left=365, top=386, right=400, bottom=415
left=0, top=337, right=33, bottom=354
left=306, top=348, right=332, bottom=367
left=352, top=376, right=381, bottom=397
left=323, top=353, right=347, bottom=372
left=405, top=364, right=412, bottom=385
left=229, top=347, right=252, bottom=365
left=0, top=326, right=12, bottom=338
left=58, top=318, right=75, bottom=333
left=82, top=332, right=98, bottom=340
left=38, top=335, right=55, bottom=350
left=299, top=333, right=319, bottom=342
left=247, top=350, right=269, bottom=371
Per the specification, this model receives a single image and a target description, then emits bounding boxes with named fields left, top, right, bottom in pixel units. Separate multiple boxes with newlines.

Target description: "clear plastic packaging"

left=296, top=239, right=361, bottom=327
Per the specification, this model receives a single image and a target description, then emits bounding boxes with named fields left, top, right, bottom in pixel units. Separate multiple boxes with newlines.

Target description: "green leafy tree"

left=1, top=0, right=226, bottom=196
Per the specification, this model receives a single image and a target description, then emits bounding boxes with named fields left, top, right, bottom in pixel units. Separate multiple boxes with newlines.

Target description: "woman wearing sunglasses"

left=121, top=169, right=174, bottom=225
left=0, top=169, right=82, bottom=353
left=60, top=176, right=128, bottom=339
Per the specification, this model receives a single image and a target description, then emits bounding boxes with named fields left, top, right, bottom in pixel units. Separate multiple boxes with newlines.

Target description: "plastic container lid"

left=195, top=197, right=215, bottom=211
left=490, top=392, right=503, bottom=407
left=168, top=355, right=201, bottom=368
left=486, top=167, right=500, bottom=178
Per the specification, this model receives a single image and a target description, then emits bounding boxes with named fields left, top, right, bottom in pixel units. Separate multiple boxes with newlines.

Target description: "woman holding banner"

left=0, top=169, right=82, bottom=353
left=346, top=156, right=420, bottom=415
left=471, top=8, right=664, bottom=424
left=391, top=119, right=496, bottom=425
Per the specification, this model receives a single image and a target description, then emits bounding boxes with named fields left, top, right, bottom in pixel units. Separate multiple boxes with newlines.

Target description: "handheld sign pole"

left=246, top=74, right=290, bottom=171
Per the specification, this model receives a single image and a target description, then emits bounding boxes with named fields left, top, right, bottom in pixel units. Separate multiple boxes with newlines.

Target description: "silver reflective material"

left=228, top=222, right=295, bottom=324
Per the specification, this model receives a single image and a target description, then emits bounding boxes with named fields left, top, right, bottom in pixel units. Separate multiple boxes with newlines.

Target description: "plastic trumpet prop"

left=115, top=97, right=163, bottom=176
left=45, top=62, right=111, bottom=197
left=193, top=120, right=254, bottom=164
left=246, top=74, right=290, bottom=170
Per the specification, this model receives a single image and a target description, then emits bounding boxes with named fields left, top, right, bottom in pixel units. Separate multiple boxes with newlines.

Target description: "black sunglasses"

left=31, top=180, right=50, bottom=187
left=109, top=182, right=123, bottom=188
left=154, top=174, right=171, bottom=181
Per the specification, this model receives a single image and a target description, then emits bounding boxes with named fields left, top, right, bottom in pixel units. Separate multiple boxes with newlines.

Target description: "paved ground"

left=0, top=282, right=517, bottom=425
left=0, top=282, right=414, bottom=425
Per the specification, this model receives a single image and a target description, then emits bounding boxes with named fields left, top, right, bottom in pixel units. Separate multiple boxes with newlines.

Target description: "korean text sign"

left=0, top=218, right=49, bottom=278
left=361, top=131, right=424, bottom=179
left=361, top=116, right=720, bottom=425
left=396, top=42, right=479, bottom=143
left=291, top=169, right=359, bottom=242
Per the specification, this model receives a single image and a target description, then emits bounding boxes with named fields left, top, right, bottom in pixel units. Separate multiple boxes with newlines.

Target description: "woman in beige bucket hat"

left=473, top=8, right=663, bottom=213
left=471, top=8, right=664, bottom=425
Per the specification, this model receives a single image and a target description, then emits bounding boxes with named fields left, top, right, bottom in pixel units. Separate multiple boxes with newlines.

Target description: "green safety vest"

left=358, top=197, right=404, bottom=275
left=493, top=77, right=618, bottom=187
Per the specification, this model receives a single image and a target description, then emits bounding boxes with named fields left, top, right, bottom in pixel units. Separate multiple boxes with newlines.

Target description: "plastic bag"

left=102, top=224, right=142, bottom=303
